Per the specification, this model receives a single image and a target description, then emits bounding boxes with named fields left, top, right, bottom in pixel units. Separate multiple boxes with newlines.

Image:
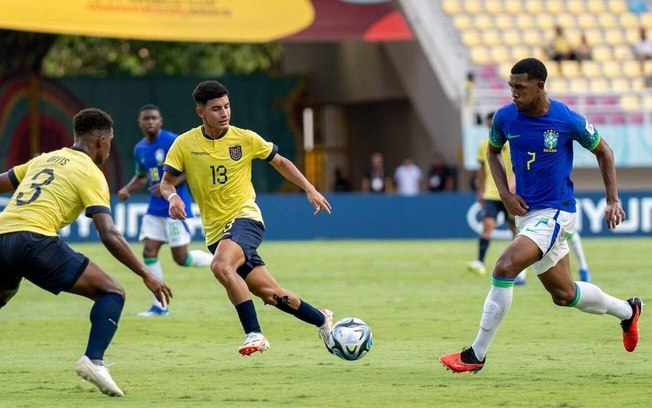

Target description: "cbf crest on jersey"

left=155, top=148, right=165, bottom=165
left=229, top=144, right=242, bottom=161
left=543, top=129, right=559, bottom=153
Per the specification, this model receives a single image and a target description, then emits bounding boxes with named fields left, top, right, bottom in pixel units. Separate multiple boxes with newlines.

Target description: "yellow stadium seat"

left=643, top=93, right=652, bottom=107
left=604, top=29, right=625, bottom=46
left=567, top=0, right=587, bottom=13
left=535, top=14, right=555, bottom=29
left=584, top=28, right=605, bottom=45
left=547, top=78, right=569, bottom=93
left=622, top=60, right=642, bottom=77
left=613, top=45, right=634, bottom=61
left=624, top=28, right=640, bottom=44
left=620, top=13, right=640, bottom=29
left=611, top=77, right=631, bottom=91
left=577, top=14, right=597, bottom=29
left=570, top=78, right=589, bottom=92
left=641, top=13, right=652, bottom=28
left=482, top=29, right=502, bottom=45
left=503, top=28, right=522, bottom=46
left=620, top=94, right=640, bottom=111
left=529, top=45, right=547, bottom=60
left=590, top=77, right=610, bottom=91
left=511, top=45, right=530, bottom=60
left=494, top=14, right=514, bottom=29
left=503, top=0, right=523, bottom=12
left=560, top=60, right=580, bottom=77
left=474, top=14, right=494, bottom=29
left=644, top=60, right=652, bottom=75
left=462, top=30, right=482, bottom=46
left=587, top=0, right=607, bottom=13
left=484, top=0, right=503, bottom=13
left=592, top=44, right=612, bottom=61
left=522, top=29, right=543, bottom=46
left=602, top=61, right=622, bottom=76
left=547, top=0, right=565, bottom=13
left=464, top=0, right=483, bottom=13
left=597, top=12, right=618, bottom=29
left=515, top=14, right=535, bottom=29
left=607, top=0, right=627, bottom=13
left=565, top=27, right=582, bottom=45
left=581, top=61, right=601, bottom=77
left=453, top=14, right=473, bottom=30
left=631, top=78, right=646, bottom=90
left=470, top=47, right=491, bottom=64
left=546, top=62, right=561, bottom=78
left=555, top=14, right=575, bottom=29
left=442, top=0, right=462, bottom=14
left=491, top=45, right=511, bottom=62
left=524, top=0, right=545, bottom=13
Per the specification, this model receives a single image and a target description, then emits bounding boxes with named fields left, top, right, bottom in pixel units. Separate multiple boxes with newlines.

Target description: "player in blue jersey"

left=118, top=104, right=212, bottom=317
left=0, top=108, right=172, bottom=396
left=440, top=58, right=642, bottom=373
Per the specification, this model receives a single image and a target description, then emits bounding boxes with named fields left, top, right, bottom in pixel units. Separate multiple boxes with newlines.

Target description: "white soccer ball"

left=327, top=317, right=373, bottom=361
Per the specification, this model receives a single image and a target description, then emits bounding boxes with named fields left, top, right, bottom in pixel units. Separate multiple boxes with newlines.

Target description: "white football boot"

left=238, top=332, right=270, bottom=356
left=75, top=355, right=124, bottom=397
left=318, top=308, right=334, bottom=348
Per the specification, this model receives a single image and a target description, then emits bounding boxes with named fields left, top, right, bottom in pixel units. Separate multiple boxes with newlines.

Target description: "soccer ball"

left=327, top=317, right=373, bottom=361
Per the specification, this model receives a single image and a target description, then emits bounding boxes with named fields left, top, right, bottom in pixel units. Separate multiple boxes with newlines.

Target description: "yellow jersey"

left=164, top=125, right=276, bottom=246
left=0, top=147, right=111, bottom=236
left=477, top=139, right=513, bottom=201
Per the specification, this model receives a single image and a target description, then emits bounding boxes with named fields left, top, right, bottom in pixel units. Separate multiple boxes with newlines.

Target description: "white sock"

left=569, top=232, right=589, bottom=270
left=471, top=283, right=514, bottom=361
left=145, top=258, right=165, bottom=309
left=572, top=281, right=632, bottom=319
left=187, top=250, right=213, bottom=267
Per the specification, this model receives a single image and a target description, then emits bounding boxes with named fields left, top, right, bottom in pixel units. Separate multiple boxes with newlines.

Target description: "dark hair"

left=486, top=111, right=495, bottom=121
left=193, top=80, right=229, bottom=105
left=73, top=108, right=113, bottom=136
left=511, top=58, right=548, bottom=82
left=139, top=103, right=160, bottom=113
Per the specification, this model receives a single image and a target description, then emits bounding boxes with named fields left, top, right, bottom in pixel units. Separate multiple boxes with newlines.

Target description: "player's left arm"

left=0, top=171, right=17, bottom=194
left=269, top=153, right=332, bottom=215
left=590, top=138, right=626, bottom=229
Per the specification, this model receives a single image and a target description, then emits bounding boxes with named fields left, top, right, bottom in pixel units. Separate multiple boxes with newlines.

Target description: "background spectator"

left=633, top=28, right=652, bottom=62
left=361, top=152, right=393, bottom=193
left=333, top=167, right=352, bottom=192
left=547, top=25, right=575, bottom=62
left=427, top=154, right=455, bottom=192
left=574, top=34, right=592, bottom=62
left=394, top=158, right=422, bottom=196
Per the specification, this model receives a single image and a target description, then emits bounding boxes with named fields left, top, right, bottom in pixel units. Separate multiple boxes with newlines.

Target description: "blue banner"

left=1, top=192, right=650, bottom=241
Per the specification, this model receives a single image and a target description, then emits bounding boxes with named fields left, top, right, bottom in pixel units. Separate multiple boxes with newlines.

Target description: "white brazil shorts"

left=138, top=214, right=191, bottom=248
left=515, top=208, right=576, bottom=275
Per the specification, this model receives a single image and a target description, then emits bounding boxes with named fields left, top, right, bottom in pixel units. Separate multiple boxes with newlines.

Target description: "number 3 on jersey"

left=16, top=168, right=55, bottom=206
left=210, top=165, right=228, bottom=184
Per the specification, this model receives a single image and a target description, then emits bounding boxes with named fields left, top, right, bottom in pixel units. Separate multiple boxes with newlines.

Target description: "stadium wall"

left=2, top=192, right=649, bottom=242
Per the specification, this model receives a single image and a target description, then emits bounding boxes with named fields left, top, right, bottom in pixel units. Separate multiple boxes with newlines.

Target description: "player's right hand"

left=143, top=274, right=173, bottom=306
left=117, top=188, right=130, bottom=201
left=502, top=193, right=528, bottom=216
left=168, top=196, right=187, bottom=220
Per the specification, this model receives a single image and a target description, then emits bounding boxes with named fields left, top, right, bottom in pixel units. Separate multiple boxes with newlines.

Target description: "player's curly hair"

left=511, top=58, right=548, bottom=82
left=193, top=80, right=229, bottom=105
left=73, top=108, right=113, bottom=136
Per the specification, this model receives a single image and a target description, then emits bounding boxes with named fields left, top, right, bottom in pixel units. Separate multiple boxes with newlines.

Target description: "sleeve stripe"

left=488, top=139, right=504, bottom=148
left=7, top=169, right=19, bottom=188
left=163, top=164, right=182, bottom=177
left=85, top=206, right=112, bottom=217
left=588, top=133, right=601, bottom=151
left=265, top=144, right=278, bottom=162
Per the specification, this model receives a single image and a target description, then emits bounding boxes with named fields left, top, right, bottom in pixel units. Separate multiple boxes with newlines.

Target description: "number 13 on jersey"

left=210, top=165, right=228, bottom=184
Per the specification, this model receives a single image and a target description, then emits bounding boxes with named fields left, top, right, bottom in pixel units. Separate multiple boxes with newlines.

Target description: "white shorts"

left=138, top=214, right=191, bottom=248
left=515, top=208, right=576, bottom=275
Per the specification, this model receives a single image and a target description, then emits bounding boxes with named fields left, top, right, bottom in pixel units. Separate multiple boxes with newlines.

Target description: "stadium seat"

left=515, top=14, right=535, bottom=29
left=565, top=28, right=582, bottom=45
left=491, top=45, right=511, bottom=62
left=462, top=30, right=482, bottom=46
left=470, top=47, right=491, bottom=64
left=625, top=28, right=640, bottom=44
left=584, top=28, right=605, bottom=44
left=560, top=60, right=581, bottom=76
left=510, top=45, right=530, bottom=60
left=611, top=77, right=631, bottom=91
left=502, top=28, right=522, bottom=46
left=546, top=0, right=564, bottom=13
left=604, top=28, right=625, bottom=46
left=484, top=0, right=503, bottom=13
left=588, top=1, right=608, bottom=13
left=503, top=0, right=523, bottom=12
left=482, top=29, right=502, bottom=45
left=631, top=77, right=646, bottom=90
left=577, top=14, right=598, bottom=29
left=613, top=44, right=634, bottom=60
left=620, top=13, right=640, bottom=29
left=581, top=61, right=602, bottom=77
left=474, top=14, right=494, bottom=29
left=589, top=77, right=610, bottom=92
left=620, top=94, right=640, bottom=111
left=641, top=13, right=652, bottom=28
left=442, top=0, right=462, bottom=14
left=524, top=0, right=545, bottom=13
left=566, top=0, right=586, bottom=13
left=644, top=60, right=652, bottom=75
left=622, top=60, right=642, bottom=78
left=547, top=78, right=569, bottom=93
left=546, top=62, right=561, bottom=78
left=522, top=29, right=543, bottom=46
left=607, top=0, right=627, bottom=13
left=592, top=45, right=613, bottom=61
left=494, top=14, right=514, bottom=30
left=463, top=0, right=483, bottom=13
left=570, top=77, right=589, bottom=92
left=453, top=14, right=473, bottom=30
left=597, top=13, right=618, bottom=29
left=534, top=14, right=555, bottom=30
left=602, top=61, right=622, bottom=76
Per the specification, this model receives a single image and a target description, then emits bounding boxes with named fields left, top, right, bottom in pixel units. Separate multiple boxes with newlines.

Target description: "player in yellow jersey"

left=467, top=112, right=527, bottom=283
left=160, top=80, right=333, bottom=356
left=0, top=108, right=172, bottom=397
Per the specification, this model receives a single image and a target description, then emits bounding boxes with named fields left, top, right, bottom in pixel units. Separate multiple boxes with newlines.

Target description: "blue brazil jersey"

left=134, top=129, right=193, bottom=218
left=489, top=99, right=600, bottom=212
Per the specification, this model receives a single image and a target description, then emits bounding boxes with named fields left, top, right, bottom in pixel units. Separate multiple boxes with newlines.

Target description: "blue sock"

left=478, top=238, right=490, bottom=262
left=273, top=298, right=325, bottom=327
left=85, top=292, right=125, bottom=360
left=235, top=300, right=261, bottom=334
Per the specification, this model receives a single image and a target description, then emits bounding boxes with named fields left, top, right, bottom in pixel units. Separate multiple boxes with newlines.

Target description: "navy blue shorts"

left=0, top=232, right=89, bottom=294
left=207, top=218, right=265, bottom=279
left=482, top=199, right=510, bottom=220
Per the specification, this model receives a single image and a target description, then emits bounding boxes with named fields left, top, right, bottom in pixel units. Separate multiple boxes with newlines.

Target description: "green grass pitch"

left=0, top=238, right=649, bottom=407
